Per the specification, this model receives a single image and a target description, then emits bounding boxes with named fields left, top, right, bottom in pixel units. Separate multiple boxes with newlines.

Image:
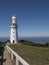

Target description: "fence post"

left=16, top=57, right=19, bottom=65
left=11, top=51, right=13, bottom=60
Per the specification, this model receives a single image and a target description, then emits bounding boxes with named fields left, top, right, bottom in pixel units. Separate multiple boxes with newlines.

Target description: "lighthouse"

left=10, top=16, right=18, bottom=44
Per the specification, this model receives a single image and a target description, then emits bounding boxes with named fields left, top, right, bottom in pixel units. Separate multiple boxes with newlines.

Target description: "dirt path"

left=3, top=47, right=12, bottom=65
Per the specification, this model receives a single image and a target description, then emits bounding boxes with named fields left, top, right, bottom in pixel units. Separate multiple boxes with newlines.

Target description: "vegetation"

left=0, top=42, right=6, bottom=46
left=10, top=44, right=49, bottom=65
left=9, top=40, right=49, bottom=65
left=19, top=40, right=49, bottom=47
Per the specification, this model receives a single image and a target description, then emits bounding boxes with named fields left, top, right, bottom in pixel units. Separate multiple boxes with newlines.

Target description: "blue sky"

left=0, top=0, right=49, bottom=37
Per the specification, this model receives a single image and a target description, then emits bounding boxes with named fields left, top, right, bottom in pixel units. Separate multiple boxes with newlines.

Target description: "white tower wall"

left=10, top=16, right=18, bottom=44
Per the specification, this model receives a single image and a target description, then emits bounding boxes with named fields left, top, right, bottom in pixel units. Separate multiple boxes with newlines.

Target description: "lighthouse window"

left=13, top=23, right=16, bottom=26
left=13, top=23, right=15, bottom=25
left=13, top=32, right=14, bottom=33
left=13, top=36, right=15, bottom=37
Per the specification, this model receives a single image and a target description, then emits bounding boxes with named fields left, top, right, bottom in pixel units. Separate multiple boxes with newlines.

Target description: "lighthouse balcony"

left=10, top=24, right=18, bottom=28
left=10, top=23, right=17, bottom=27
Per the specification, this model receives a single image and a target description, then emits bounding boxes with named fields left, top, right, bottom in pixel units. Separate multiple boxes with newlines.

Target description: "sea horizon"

left=0, top=36, right=49, bottom=44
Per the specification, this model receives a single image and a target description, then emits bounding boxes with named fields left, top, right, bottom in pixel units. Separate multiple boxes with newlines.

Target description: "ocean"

left=0, top=37, right=49, bottom=44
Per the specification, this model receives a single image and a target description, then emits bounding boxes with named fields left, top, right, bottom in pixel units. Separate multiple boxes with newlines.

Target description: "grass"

left=0, top=42, right=6, bottom=46
left=9, top=44, right=49, bottom=65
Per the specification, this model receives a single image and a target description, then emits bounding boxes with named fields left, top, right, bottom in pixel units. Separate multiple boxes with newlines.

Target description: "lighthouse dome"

left=11, top=16, right=16, bottom=19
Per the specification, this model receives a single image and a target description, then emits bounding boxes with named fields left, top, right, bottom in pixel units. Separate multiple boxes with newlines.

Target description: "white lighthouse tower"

left=10, top=16, right=18, bottom=44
